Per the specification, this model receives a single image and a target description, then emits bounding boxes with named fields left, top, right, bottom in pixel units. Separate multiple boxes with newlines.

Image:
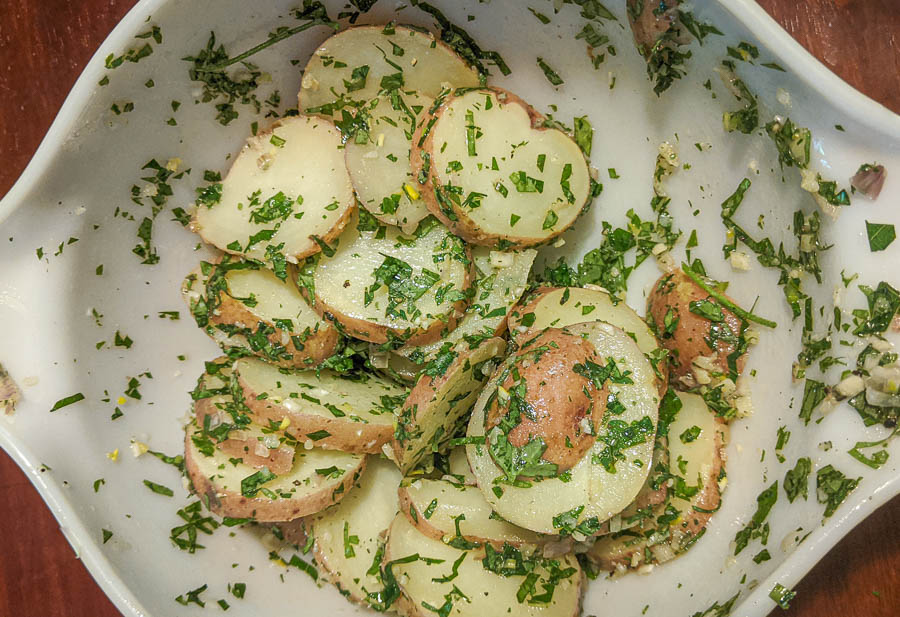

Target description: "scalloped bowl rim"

left=1, top=1, right=898, bottom=616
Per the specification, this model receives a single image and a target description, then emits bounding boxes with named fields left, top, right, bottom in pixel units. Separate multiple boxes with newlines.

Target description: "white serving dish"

left=1, top=1, right=898, bottom=616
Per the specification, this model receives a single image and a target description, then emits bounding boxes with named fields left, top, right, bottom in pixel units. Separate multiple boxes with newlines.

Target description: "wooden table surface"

left=0, top=1, right=897, bottom=615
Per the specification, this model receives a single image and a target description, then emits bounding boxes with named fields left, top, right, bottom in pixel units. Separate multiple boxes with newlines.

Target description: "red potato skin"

left=627, top=0, right=681, bottom=54
left=410, top=87, right=591, bottom=249
left=509, top=285, right=670, bottom=397
left=183, top=429, right=367, bottom=522
left=646, top=271, right=747, bottom=387
left=485, top=329, right=608, bottom=472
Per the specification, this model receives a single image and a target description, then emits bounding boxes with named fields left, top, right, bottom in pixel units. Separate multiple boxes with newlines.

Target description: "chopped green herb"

left=49, top=392, right=85, bottom=412
left=865, top=221, right=896, bottom=252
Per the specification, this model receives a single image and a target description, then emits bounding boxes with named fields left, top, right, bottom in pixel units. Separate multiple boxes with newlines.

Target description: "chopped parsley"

left=865, top=221, right=896, bottom=252
left=816, top=464, right=859, bottom=518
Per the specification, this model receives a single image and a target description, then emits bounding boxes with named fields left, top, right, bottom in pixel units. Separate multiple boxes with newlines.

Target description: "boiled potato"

left=345, top=92, right=433, bottom=232
left=384, top=514, right=583, bottom=617
left=301, top=210, right=473, bottom=345
left=485, top=328, right=608, bottom=472
left=393, top=337, right=506, bottom=474
left=182, top=257, right=339, bottom=368
left=508, top=286, right=668, bottom=395
left=467, top=321, right=660, bottom=535
left=234, top=356, right=405, bottom=454
left=646, top=271, right=748, bottom=388
left=396, top=246, right=536, bottom=364
left=412, top=88, right=592, bottom=248
left=299, top=25, right=480, bottom=118
left=587, top=391, right=727, bottom=571
left=399, top=478, right=544, bottom=548
left=305, top=458, right=401, bottom=606
left=448, top=446, right=477, bottom=485
left=193, top=115, right=355, bottom=263
left=184, top=419, right=366, bottom=522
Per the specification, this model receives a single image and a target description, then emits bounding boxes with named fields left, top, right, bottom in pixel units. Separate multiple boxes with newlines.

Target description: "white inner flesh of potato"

left=299, top=25, right=479, bottom=116
left=448, top=446, right=477, bottom=485
left=467, top=321, right=660, bottom=535
left=386, top=514, right=581, bottom=617
left=430, top=89, right=590, bottom=241
left=313, top=211, right=469, bottom=334
left=235, top=356, right=404, bottom=426
left=224, top=266, right=323, bottom=333
left=307, top=459, right=401, bottom=602
left=195, top=115, right=353, bottom=261
left=403, top=478, right=543, bottom=546
left=186, top=422, right=364, bottom=501
left=668, top=391, right=720, bottom=514
left=345, top=92, right=433, bottom=231
left=512, top=287, right=659, bottom=356
left=398, top=247, right=535, bottom=362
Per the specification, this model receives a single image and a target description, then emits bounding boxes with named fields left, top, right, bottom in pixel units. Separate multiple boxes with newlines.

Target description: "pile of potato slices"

left=180, top=23, right=750, bottom=616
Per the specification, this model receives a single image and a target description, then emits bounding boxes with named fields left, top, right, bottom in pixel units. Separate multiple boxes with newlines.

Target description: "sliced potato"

left=509, top=286, right=668, bottom=394
left=587, top=391, right=727, bottom=571
left=467, top=321, right=660, bottom=535
left=299, top=25, right=480, bottom=117
left=384, top=514, right=583, bottom=617
left=393, top=337, right=506, bottom=474
left=345, top=92, right=433, bottom=231
left=190, top=357, right=296, bottom=474
left=306, top=458, right=402, bottom=606
left=448, top=446, right=477, bottom=485
left=193, top=115, right=354, bottom=263
left=412, top=88, right=592, bottom=248
left=399, top=478, right=544, bottom=547
left=234, top=356, right=406, bottom=454
left=184, top=419, right=366, bottom=522
left=646, top=271, right=747, bottom=388
left=182, top=257, right=339, bottom=368
left=397, top=246, right=536, bottom=364
left=304, top=210, right=473, bottom=345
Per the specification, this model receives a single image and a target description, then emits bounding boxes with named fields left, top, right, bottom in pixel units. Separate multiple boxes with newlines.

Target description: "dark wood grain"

left=0, top=1, right=897, bottom=616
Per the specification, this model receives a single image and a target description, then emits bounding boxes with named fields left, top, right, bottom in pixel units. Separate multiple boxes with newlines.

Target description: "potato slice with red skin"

left=196, top=421, right=294, bottom=476
left=646, top=271, right=747, bottom=388
left=411, top=87, right=592, bottom=249
left=182, top=257, right=339, bottom=369
left=344, top=91, right=433, bottom=232
left=393, top=337, right=506, bottom=474
left=399, top=478, right=544, bottom=548
left=508, top=286, right=668, bottom=396
left=300, top=210, right=474, bottom=346
left=586, top=391, right=728, bottom=571
left=395, top=246, right=536, bottom=365
left=233, top=356, right=405, bottom=454
left=184, top=419, right=366, bottom=522
left=298, top=25, right=480, bottom=118
left=467, top=321, right=660, bottom=535
left=384, top=514, right=584, bottom=617
left=485, top=328, right=609, bottom=472
left=191, top=358, right=294, bottom=474
left=305, top=458, right=401, bottom=607
left=193, top=115, right=355, bottom=263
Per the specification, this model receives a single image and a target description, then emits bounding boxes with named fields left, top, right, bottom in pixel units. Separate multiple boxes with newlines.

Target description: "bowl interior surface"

left=0, top=1, right=898, bottom=616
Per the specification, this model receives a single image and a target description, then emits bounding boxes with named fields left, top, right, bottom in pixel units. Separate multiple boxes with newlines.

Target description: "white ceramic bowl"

left=1, top=1, right=898, bottom=616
